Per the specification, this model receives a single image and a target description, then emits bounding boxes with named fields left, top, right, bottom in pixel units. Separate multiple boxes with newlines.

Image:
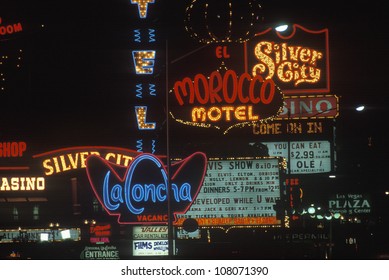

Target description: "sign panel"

left=132, top=226, right=168, bottom=240
left=0, top=228, right=80, bottom=243
left=328, top=193, right=371, bottom=215
left=263, top=141, right=332, bottom=174
left=277, top=95, right=339, bottom=119
left=175, top=158, right=282, bottom=226
left=80, top=245, right=120, bottom=260
left=132, top=240, right=169, bottom=256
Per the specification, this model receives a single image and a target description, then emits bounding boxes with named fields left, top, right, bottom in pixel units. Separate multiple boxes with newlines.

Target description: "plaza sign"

left=329, top=193, right=371, bottom=215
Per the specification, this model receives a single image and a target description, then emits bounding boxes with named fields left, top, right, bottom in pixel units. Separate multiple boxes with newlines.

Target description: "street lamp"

left=275, top=24, right=289, bottom=32
left=356, top=105, right=365, bottom=112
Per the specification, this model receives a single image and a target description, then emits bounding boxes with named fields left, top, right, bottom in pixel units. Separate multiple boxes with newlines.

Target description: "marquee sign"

left=175, top=157, right=283, bottom=227
left=245, top=24, right=330, bottom=94
left=86, top=152, right=207, bottom=224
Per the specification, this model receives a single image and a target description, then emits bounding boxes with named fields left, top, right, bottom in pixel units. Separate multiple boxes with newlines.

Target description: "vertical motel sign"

left=130, top=0, right=159, bottom=154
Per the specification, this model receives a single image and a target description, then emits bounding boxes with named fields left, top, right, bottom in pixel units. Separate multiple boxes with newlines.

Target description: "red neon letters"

left=173, top=70, right=275, bottom=106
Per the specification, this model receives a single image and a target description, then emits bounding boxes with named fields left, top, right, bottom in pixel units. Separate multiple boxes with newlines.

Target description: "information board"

left=175, top=158, right=282, bottom=227
left=263, top=141, right=331, bottom=174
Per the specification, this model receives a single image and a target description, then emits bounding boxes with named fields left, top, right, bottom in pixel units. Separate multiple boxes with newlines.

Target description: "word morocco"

left=173, top=69, right=277, bottom=123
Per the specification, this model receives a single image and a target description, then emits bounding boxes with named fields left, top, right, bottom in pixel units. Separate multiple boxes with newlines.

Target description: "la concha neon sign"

left=86, top=152, right=207, bottom=224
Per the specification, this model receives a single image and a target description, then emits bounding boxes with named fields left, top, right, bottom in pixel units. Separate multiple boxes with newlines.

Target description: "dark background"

left=1, top=0, right=389, bottom=260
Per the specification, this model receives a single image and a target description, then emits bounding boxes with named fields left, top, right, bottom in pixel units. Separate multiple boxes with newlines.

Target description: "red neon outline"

left=244, top=24, right=330, bottom=94
left=0, top=166, right=30, bottom=170
left=85, top=152, right=207, bottom=225
left=32, top=146, right=159, bottom=159
left=170, top=152, right=207, bottom=221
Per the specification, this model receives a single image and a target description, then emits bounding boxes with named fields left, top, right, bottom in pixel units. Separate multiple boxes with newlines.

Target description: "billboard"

left=329, top=193, right=371, bottom=215
left=263, top=141, right=332, bottom=174
left=175, top=157, right=283, bottom=226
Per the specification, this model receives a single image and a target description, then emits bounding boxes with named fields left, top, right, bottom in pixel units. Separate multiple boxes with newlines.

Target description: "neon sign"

left=130, top=0, right=155, bottom=19
left=170, top=69, right=284, bottom=133
left=252, top=41, right=323, bottom=85
left=135, top=106, right=156, bottom=130
left=132, top=50, right=156, bottom=74
left=245, top=24, right=330, bottom=94
left=0, top=177, right=45, bottom=191
left=33, top=146, right=140, bottom=176
left=130, top=1, right=159, bottom=152
left=86, top=152, right=207, bottom=224
left=0, top=142, right=27, bottom=158
left=0, top=17, right=23, bottom=36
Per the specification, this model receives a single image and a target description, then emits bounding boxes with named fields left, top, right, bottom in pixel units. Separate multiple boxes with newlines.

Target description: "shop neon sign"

left=86, top=152, right=207, bottom=224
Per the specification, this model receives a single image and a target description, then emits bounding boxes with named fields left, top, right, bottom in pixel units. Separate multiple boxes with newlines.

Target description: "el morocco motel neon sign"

left=169, top=25, right=330, bottom=132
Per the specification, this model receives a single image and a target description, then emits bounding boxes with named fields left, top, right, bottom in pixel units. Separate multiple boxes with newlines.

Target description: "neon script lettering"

left=252, top=41, right=323, bottom=86
left=173, top=70, right=275, bottom=106
left=103, top=155, right=192, bottom=215
left=86, top=152, right=207, bottom=224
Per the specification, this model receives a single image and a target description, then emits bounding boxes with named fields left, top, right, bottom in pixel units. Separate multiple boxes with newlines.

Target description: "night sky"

left=1, top=0, right=388, bottom=194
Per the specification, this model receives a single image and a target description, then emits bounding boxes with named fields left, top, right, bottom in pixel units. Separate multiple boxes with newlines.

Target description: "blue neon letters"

left=102, top=154, right=192, bottom=215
